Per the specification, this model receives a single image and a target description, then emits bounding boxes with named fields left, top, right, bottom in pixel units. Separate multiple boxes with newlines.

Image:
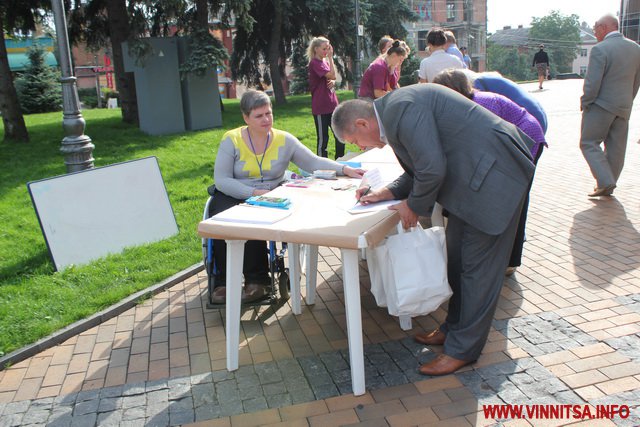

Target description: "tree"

left=69, top=0, right=250, bottom=124
left=14, top=44, right=62, bottom=113
left=231, top=0, right=309, bottom=105
left=364, top=0, right=417, bottom=55
left=529, top=11, right=580, bottom=74
left=398, top=42, right=420, bottom=87
left=486, top=43, right=534, bottom=81
left=232, top=0, right=416, bottom=102
left=288, top=40, right=308, bottom=95
left=0, top=0, right=49, bottom=143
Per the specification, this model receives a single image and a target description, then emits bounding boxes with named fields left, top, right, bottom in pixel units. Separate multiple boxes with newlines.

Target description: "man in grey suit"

left=580, top=14, right=640, bottom=197
left=332, top=84, right=535, bottom=375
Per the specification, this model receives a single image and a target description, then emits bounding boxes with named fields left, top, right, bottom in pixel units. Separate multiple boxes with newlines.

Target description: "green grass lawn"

left=0, top=91, right=358, bottom=358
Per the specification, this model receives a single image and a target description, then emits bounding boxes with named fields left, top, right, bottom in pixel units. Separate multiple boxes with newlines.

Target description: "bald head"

left=595, top=14, right=619, bottom=41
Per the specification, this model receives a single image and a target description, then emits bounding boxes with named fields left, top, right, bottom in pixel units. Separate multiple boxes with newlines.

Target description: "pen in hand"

left=355, top=185, right=372, bottom=206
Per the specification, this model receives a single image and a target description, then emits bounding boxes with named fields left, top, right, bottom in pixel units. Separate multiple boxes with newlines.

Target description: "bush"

left=77, top=87, right=99, bottom=108
left=14, top=44, right=63, bottom=114
left=101, top=87, right=119, bottom=102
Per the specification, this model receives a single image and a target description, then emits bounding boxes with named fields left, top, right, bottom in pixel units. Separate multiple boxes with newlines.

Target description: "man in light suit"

left=332, top=84, right=535, bottom=375
left=580, top=14, right=640, bottom=197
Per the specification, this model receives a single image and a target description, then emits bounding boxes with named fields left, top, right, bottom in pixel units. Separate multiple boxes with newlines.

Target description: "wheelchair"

left=202, top=185, right=290, bottom=308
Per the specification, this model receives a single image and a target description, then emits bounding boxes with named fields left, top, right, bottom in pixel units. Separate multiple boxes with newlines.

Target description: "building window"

left=447, top=1, right=456, bottom=22
left=580, top=66, right=587, bottom=75
left=463, top=0, right=473, bottom=22
left=580, top=48, right=587, bottom=57
left=418, top=30, right=429, bottom=51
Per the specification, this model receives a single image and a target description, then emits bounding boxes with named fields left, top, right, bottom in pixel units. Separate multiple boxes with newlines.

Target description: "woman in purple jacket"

left=307, top=36, right=344, bottom=159
left=433, top=68, right=547, bottom=276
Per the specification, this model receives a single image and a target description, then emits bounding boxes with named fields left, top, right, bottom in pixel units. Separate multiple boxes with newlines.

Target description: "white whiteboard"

left=28, top=157, right=179, bottom=271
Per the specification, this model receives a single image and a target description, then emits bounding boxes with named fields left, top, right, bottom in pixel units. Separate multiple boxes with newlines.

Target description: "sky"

left=486, top=0, right=622, bottom=33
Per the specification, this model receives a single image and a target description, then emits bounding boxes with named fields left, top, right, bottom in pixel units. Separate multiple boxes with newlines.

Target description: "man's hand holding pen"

left=355, top=185, right=394, bottom=205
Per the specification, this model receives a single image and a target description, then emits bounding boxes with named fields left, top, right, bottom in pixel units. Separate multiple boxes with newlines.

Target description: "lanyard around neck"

left=246, top=128, right=271, bottom=182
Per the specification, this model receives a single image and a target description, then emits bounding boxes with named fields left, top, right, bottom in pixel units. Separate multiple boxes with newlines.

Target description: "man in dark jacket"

left=332, top=84, right=535, bottom=375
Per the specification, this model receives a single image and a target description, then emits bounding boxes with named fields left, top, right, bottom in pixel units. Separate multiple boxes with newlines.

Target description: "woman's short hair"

left=306, top=36, right=330, bottom=61
left=240, top=89, right=271, bottom=116
left=432, top=68, right=474, bottom=99
left=378, top=35, right=393, bottom=54
left=386, top=40, right=410, bottom=57
left=427, top=28, right=447, bottom=47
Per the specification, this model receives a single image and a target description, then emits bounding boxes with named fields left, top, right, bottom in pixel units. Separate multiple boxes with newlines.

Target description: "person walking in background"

left=419, top=28, right=464, bottom=83
left=532, top=44, right=549, bottom=90
left=580, top=14, right=640, bottom=197
left=359, top=40, right=409, bottom=100
left=331, top=85, right=535, bottom=375
left=307, top=36, right=344, bottom=159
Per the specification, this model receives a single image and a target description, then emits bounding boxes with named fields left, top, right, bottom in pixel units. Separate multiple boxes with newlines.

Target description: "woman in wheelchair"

left=211, top=89, right=364, bottom=304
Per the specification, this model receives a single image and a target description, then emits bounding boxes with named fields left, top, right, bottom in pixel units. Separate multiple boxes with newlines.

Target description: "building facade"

left=403, top=0, right=487, bottom=71
left=621, top=0, right=640, bottom=43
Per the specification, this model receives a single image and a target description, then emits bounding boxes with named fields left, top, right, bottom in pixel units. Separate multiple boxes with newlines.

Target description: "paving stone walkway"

left=1, top=80, right=640, bottom=426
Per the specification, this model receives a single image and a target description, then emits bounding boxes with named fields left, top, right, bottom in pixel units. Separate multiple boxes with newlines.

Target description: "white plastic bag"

left=367, top=224, right=452, bottom=317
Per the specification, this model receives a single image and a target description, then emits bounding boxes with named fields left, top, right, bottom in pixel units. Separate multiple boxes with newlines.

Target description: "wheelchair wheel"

left=278, top=268, right=290, bottom=301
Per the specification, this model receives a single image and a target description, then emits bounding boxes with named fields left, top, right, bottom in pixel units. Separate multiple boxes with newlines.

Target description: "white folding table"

left=197, top=147, right=403, bottom=395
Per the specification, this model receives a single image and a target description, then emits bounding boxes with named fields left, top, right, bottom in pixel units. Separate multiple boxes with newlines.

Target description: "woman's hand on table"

left=356, top=186, right=393, bottom=204
left=342, top=166, right=366, bottom=178
left=252, top=189, right=269, bottom=196
left=389, top=200, right=419, bottom=229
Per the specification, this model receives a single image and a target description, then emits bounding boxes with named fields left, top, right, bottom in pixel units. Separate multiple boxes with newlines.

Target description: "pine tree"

left=15, top=44, right=62, bottom=114
left=289, top=42, right=309, bottom=95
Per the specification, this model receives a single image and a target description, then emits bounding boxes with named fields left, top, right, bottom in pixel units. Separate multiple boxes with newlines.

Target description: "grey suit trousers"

left=440, top=196, right=524, bottom=361
left=580, top=104, right=630, bottom=188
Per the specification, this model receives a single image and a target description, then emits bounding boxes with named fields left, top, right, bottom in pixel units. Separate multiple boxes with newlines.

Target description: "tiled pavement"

left=2, top=80, right=640, bottom=426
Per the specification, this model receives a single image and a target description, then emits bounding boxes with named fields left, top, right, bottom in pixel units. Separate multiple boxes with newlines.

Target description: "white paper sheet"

left=347, top=200, right=401, bottom=214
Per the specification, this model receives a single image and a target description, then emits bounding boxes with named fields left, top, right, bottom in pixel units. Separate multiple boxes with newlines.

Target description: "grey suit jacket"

left=374, top=84, right=535, bottom=235
left=581, top=33, right=640, bottom=119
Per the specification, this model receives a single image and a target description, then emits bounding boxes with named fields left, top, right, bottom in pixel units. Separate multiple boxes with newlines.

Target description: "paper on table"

left=211, top=204, right=292, bottom=224
left=347, top=200, right=401, bottom=214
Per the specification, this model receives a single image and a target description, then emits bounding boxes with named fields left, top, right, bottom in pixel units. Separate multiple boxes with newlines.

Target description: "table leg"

left=341, top=248, right=365, bottom=396
left=399, top=315, right=412, bottom=331
left=289, top=243, right=302, bottom=315
left=305, top=245, right=318, bottom=305
left=226, top=239, right=246, bottom=371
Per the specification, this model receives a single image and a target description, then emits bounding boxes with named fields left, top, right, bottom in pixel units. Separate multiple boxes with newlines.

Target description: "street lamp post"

left=51, top=0, right=94, bottom=172
left=353, top=0, right=362, bottom=97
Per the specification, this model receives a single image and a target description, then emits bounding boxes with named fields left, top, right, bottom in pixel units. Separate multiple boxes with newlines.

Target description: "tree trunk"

left=195, top=0, right=208, bottom=29
left=0, top=18, right=29, bottom=142
left=268, top=0, right=286, bottom=105
left=104, top=0, right=138, bottom=124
